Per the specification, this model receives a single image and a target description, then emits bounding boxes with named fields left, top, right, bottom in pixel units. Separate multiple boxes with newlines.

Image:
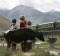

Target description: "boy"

left=4, top=19, right=17, bottom=34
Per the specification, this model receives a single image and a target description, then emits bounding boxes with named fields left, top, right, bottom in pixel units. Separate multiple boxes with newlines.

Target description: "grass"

left=0, top=46, right=11, bottom=56
left=36, top=39, right=60, bottom=48
left=0, top=39, right=60, bottom=56
left=55, top=39, right=60, bottom=44
left=0, top=46, right=51, bottom=56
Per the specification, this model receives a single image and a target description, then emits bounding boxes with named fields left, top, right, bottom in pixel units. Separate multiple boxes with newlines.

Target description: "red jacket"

left=20, top=20, right=27, bottom=29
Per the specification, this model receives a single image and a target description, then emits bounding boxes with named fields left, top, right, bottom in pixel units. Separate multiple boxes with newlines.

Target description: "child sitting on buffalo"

left=4, top=19, right=17, bottom=34
left=10, top=19, right=17, bottom=31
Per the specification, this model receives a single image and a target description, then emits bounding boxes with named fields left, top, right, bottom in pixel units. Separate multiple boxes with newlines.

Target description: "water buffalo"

left=4, top=28, right=45, bottom=51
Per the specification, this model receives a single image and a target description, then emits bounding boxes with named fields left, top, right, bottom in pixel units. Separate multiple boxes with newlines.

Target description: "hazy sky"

left=0, top=0, right=60, bottom=12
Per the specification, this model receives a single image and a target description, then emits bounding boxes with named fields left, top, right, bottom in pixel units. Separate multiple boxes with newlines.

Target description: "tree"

left=35, top=24, right=39, bottom=31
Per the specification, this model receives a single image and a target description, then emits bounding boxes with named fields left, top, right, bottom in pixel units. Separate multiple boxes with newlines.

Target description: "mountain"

left=0, top=16, right=11, bottom=31
left=0, top=5, right=60, bottom=25
left=43, top=11, right=60, bottom=23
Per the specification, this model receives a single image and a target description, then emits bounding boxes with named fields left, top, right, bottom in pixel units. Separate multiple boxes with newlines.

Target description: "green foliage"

left=35, top=24, right=40, bottom=31
left=0, top=46, right=11, bottom=56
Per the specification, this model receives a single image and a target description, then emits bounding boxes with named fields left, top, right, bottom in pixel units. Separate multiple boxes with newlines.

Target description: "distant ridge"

left=0, top=16, right=11, bottom=31
left=0, top=5, right=60, bottom=25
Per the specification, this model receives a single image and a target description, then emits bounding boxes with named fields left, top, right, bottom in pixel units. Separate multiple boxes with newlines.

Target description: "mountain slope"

left=0, top=16, right=11, bottom=31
